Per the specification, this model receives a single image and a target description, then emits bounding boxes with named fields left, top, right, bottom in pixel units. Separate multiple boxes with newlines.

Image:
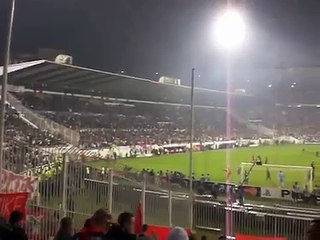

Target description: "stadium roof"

left=1, top=60, right=251, bottom=107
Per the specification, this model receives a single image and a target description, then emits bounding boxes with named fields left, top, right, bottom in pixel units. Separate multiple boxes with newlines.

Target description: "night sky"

left=1, top=0, right=320, bottom=90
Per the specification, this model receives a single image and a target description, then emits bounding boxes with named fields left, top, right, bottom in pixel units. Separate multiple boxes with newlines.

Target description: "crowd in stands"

left=5, top=92, right=320, bottom=178
left=39, top=108, right=225, bottom=147
left=4, top=92, right=320, bottom=174
left=3, top=93, right=320, bottom=240
left=272, top=107, right=320, bottom=141
left=7, top=92, right=320, bottom=150
left=5, top=103, right=63, bottom=147
left=10, top=93, right=269, bottom=148
left=3, top=103, right=64, bottom=174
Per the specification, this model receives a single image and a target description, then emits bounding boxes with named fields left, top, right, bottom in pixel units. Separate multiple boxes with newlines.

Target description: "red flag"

left=0, top=192, right=28, bottom=220
left=134, top=202, right=142, bottom=234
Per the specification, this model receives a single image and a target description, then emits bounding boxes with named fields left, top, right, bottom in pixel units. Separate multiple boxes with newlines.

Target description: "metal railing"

left=1, top=141, right=314, bottom=240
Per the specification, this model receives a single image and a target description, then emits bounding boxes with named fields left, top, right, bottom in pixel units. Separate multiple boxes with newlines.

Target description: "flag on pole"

left=134, top=202, right=142, bottom=234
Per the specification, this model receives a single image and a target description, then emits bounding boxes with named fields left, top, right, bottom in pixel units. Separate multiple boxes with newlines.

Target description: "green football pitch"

left=89, top=144, right=320, bottom=188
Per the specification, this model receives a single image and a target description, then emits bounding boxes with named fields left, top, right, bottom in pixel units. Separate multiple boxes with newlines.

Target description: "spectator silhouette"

left=54, top=217, right=73, bottom=240
left=137, top=224, right=153, bottom=240
left=167, top=227, right=188, bottom=240
left=188, top=232, right=196, bottom=240
left=83, top=218, right=92, bottom=229
left=72, top=208, right=111, bottom=240
left=308, top=219, right=320, bottom=240
left=4, top=211, right=28, bottom=240
left=0, top=215, right=11, bottom=240
left=106, top=212, right=136, bottom=240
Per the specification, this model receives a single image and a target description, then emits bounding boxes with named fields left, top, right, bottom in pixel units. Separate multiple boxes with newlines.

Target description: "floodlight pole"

left=188, top=68, right=195, bottom=230
left=0, top=0, right=15, bottom=191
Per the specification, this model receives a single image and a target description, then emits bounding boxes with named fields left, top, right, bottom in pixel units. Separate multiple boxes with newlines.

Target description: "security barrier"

left=0, top=141, right=314, bottom=240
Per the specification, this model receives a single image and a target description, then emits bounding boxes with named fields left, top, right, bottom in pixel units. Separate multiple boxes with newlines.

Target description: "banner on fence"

left=1, top=169, right=38, bottom=196
left=243, top=186, right=261, bottom=197
left=0, top=192, right=28, bottom=220
left=261, top=188, right=291, bottom=200
left=236, top=234, right=287, bottom=240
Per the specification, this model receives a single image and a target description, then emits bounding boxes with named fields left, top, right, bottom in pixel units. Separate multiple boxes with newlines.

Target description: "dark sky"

left=1, top=0, right=320, bottom=90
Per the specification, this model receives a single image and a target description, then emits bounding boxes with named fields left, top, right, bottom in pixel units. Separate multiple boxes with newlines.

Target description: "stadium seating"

left=3, top=91, right=320, bottom=240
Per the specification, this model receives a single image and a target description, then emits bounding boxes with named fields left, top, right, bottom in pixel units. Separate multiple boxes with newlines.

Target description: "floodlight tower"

left=215, top=7, right=246, bottom=237
left=0, top=0, right=15, bottom=192
left=188, top=6, right=247, bottom=231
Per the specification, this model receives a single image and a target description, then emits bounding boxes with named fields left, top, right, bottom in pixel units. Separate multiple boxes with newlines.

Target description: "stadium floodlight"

left=214, top=8, right=246, bottom=51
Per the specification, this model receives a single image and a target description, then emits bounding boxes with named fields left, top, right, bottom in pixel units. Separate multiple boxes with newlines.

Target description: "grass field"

left=89, top=144, right=320, bottom=188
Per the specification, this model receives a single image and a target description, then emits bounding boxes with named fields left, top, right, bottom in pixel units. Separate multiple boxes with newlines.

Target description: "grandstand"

left=2, top=60, right=320, bottom=239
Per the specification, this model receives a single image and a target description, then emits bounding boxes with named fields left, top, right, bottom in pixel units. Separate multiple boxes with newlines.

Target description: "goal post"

left=240, top=162, right=313, bottom=191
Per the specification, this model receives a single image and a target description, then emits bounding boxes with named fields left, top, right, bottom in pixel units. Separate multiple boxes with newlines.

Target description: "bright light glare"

left=214, top=8, right=246, bottom=50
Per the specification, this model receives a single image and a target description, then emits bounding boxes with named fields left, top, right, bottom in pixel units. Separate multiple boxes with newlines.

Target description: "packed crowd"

left=38, top=108, right=227, bottom=147
left=5, top=92, right=320, bottom=182
left=9, top=92, right=320, bottom=149
left=10, top=93, right=270, bottom=148
left=0, top=209, right=215, bottom=240
left=5, top=103, right=63, bottom=147
left=272, top=107, right=320, bottom=141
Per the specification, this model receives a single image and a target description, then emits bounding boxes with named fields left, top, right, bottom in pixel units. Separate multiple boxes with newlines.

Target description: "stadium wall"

left=261, top=187, right=304, bottom=201
left=78, top=137, right=302, bottom=159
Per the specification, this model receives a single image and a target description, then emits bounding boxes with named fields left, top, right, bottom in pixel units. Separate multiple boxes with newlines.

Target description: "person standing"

left=137, top=224, right=153, bottom=240
left=307, top=219, right=320, bottom=240
left=311, top=161, right=315, bottom=180
left=237, top=167, right=241, bottom=182
left=167, top=227, right=188, bottom=240
left=292, top=182, right=300, bottom=203
left=211, top=183, right=219, bottom=200
left=266, top=167, right=271, bottom=181
left=4, top=211, right=28, bottom=240
left=278, top=170, right=285, bottom=188
left=54, top=217, right=73, bottom=240
left=106, top=212, right=136, bottom=240
left=303, top=185, right=311, bottom=203
left=72, top=208, right=111, bottom=240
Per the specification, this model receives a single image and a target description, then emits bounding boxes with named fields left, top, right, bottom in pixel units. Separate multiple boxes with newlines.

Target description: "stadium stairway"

left=231, top=111, right=275, bottom=137
left=7, top=92, right=80, bottom=145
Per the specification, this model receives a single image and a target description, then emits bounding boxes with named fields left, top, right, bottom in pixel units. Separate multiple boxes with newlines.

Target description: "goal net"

left=239, top=162, right=313, bottom=191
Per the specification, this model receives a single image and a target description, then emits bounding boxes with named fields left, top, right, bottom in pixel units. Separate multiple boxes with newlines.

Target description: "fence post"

left=108, top=168, right=114, bottom=213
left=61, top=153, right=68, bottom=218
left=189, top=187, right=194, bottom=230
left=168, top=183, right=172, bottom=227
left=17, top=142, right=25, bottom=173
left=141, top=174, right=146, bottom=224
left=274, top=217, right=278, bottom=238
